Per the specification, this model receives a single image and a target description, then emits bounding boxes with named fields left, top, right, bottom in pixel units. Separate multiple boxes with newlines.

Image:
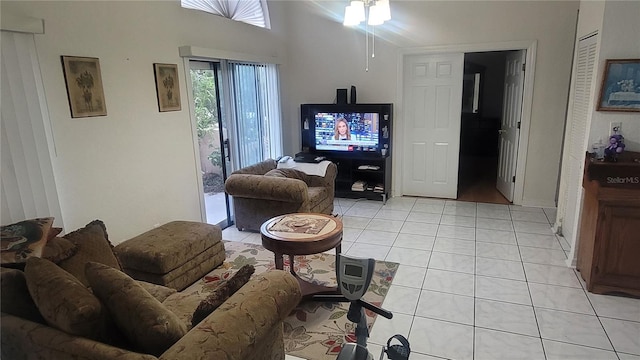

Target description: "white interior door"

left=402, top=53, right=464, bottom=199
left=496, top=50, right=526, bottom=202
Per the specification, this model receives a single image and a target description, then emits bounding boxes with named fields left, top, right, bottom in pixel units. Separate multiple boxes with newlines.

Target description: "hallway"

left=458, top=155, right=510, bottom=204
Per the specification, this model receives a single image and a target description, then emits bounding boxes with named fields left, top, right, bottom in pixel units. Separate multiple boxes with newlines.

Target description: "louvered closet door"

left=560, top=34, right=598, bottom=247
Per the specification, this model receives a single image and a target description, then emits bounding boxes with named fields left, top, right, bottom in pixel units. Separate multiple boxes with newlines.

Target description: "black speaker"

left=350, top=85, right=357, bottom=104
left=337, top=89, right=348, bottom=104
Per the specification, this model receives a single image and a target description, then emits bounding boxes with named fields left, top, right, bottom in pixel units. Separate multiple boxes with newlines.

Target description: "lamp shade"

left=367, top=3, right=384, bottom=25
left=344, top=5, right=361, bottom=26
left=351, top=1, right=366, bottom=22
left=377, top=0, right=391, bottom=21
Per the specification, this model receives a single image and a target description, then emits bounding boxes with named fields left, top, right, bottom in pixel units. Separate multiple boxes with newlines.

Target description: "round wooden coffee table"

left=261, top=213, right=343, bottom=298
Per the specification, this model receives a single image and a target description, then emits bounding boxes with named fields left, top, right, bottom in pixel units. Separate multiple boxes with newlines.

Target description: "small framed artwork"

left=597, top=59, right=640, bottom=112
left=61, top=56, right=107, bottom=118
left=153, top=63, right=181, bottom=112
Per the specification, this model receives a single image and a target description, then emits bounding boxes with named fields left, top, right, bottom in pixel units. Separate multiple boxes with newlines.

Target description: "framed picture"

left=597, top=59, right=640, bottom=112
left=153, top=63, right=181, bottom=112
left=61, top=56, right=107, bottom=118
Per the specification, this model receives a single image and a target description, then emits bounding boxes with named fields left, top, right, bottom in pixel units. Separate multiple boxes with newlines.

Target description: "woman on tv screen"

left=334, top=118, right=351, bottom=140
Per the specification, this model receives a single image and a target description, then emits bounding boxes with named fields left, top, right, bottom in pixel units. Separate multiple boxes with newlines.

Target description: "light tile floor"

left=222, top=197, right=640, bottom=360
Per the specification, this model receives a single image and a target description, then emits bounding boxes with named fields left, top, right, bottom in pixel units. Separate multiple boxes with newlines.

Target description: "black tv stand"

left=299, top=102, right=393, bottom=203
left=325, top=153, right=391, bottom=203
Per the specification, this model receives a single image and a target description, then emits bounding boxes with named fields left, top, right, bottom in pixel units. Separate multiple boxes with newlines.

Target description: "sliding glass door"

left=189, top=59, right=282, bottom=228
left=190, top=60, right=232, bottom=228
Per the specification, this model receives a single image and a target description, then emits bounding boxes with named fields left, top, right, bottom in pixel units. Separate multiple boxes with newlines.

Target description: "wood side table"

left=260, top=213, right=343, bottom=298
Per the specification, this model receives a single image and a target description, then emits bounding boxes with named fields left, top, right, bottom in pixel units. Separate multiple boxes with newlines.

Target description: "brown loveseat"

left=225, top=159, right=337, bottom=231
left=1, top=220, right=301, bottom=360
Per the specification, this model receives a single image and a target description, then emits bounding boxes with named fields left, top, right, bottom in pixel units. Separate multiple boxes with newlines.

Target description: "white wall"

left=1, top=1, right=287, bottom=243
left=281, top=1, right=579, bottom=207
left=587, top=1, right=640, bottom=151
left=1, top=0, right=582, bottom=241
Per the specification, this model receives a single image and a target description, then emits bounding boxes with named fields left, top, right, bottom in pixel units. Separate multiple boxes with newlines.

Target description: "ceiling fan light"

left=377, top=0, right=391, bottom=21
left=350, top=1, right=366, bottom=22
left=343, top=5, right=361, bottom=26
left=367, top=4, right=384, bottom=26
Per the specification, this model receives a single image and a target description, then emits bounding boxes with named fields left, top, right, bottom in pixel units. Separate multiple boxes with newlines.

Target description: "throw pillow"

left=1, top=217, right=54, bottom=266
left=136, top=280, right=177, bottom=303
left=47, top=227, right=63, bottom=241
left=41, top=237, right=77, bottom=264
left=23, top=257, right=115, bottom=342
left=0, top=267, right=45, bottom=324
left=191, top=264, right=255, bottom=327
left=58, top=220, right=121, bottom=286
left=85, top=261, right=187, bottom=357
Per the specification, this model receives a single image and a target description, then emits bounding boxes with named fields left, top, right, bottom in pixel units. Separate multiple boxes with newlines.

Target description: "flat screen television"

left=301, top=103, right=392, bottom=158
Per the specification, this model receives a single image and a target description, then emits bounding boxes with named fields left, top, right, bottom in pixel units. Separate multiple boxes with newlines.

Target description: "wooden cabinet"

left=577, top=151, right=640, bottom=297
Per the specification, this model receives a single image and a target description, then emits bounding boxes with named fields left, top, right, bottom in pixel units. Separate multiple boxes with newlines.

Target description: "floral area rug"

left=186, top=241, right=399, bottom=360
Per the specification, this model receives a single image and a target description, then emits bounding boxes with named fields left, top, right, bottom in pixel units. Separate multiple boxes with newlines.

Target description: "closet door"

left=402, top=53, right=464, bottom=199
left=557, top=33, right=598, bottom=256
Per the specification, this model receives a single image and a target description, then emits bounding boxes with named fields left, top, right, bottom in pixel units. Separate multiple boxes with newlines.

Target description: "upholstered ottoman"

left=114, top=221, right=225, bottom=291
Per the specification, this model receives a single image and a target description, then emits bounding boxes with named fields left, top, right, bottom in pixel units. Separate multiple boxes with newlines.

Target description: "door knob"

left=498, top=129, right=507, bottom=134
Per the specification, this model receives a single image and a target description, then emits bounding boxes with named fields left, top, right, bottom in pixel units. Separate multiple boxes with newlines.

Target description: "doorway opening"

left=399, top=41, right=533, bottom=204
left=457, top=50, right=522, bottom=204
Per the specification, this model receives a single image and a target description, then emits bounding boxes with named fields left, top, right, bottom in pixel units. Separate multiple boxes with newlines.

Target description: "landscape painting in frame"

left=153, top=63, right=181, bottom=112
left=597, top=59, right=640, bottom=112
left=61, top=56, right=107, bottom=118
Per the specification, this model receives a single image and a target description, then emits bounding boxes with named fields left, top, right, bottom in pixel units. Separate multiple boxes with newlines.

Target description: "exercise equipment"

left=312, top=254, right=410, bottom=360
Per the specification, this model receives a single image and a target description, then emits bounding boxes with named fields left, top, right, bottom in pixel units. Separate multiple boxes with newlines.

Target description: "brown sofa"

left=1, top=220, right=301, bottom=360
left=225, top=159, right=337, bottom=231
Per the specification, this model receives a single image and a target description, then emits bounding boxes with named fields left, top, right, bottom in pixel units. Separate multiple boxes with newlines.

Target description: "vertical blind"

left=1, top=31, right=63, bottom=226
left=229, top=62, right=282, bottom=168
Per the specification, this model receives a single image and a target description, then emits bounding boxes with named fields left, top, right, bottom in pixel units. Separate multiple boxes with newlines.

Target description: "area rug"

left=186, top=241, right=399, bottom=360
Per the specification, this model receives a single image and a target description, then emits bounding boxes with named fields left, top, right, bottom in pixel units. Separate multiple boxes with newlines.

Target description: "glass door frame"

left=184, top=59, right=237, bottom=229
left=182, top=55, right=283, bottom=228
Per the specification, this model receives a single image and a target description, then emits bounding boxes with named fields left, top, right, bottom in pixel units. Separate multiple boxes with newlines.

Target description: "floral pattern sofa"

left=1, top=220, right=301, bottom=360
left=225, top=159, right=337, bottom=231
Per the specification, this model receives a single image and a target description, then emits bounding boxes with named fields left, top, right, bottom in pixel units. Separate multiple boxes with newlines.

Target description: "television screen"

left=314, top=112, right=380, bottom=152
